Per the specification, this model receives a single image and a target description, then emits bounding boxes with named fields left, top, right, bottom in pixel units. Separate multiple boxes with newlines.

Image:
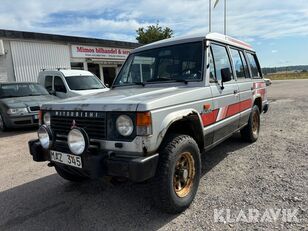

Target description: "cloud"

left=0, top=0, right=308, bottom=42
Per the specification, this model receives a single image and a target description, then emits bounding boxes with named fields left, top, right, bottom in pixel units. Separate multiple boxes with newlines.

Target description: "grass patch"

left=265, top=72, right=308, bottom=80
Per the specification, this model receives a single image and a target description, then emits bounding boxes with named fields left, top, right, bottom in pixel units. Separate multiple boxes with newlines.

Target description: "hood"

left=42, top=83, right=207, bottom=111
left=71, top=88, right=110, bottom=96
left=1, top=95, right=59, bottom=108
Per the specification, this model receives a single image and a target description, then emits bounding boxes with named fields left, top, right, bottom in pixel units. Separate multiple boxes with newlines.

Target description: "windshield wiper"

left=132, top=82, right=145, bottom=87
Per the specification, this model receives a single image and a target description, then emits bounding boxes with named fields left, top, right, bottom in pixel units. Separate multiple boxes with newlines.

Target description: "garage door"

left=10, top=41, right=70, bottom=82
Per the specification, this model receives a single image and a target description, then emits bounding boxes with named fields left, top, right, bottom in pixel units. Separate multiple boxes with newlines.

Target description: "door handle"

left=233, top=90, right=239, bottom=94
left=251, top=87, right=254, bottom=91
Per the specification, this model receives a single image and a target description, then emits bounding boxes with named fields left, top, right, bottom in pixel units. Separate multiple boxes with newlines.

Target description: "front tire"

left=240, top=105, right=260, bottom=142
left=54, top=165, right=88, bottom=182
left=153, top=134, right=201, bottom=214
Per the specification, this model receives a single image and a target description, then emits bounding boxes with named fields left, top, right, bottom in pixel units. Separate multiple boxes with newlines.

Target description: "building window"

left=71, top=62, right=84, bottom=70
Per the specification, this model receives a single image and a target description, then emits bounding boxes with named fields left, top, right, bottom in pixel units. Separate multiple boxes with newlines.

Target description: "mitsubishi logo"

left=71, top=120, right=77, bottom=129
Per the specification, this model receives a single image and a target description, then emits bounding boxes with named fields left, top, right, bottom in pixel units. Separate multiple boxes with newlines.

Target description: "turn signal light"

left=38, top=110, right=43, bottom=125
left=136, top=112, right=152, bottom=135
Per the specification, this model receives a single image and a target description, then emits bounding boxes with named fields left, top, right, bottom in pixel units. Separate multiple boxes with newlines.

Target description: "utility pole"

left=224, top=0, right=227, bottom=35
left=209, top=0, right=212, bottom=32
left=212, top=0, right=227, bottom=35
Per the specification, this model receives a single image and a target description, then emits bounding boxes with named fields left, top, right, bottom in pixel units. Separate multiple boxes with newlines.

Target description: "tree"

left=136, top=23, right=173, bottom=44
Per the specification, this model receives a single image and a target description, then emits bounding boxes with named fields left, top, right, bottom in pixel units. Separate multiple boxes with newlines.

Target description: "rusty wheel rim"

left=252, top=112, right=259, bottom=135
left=173, top=152, right=195, bottom=198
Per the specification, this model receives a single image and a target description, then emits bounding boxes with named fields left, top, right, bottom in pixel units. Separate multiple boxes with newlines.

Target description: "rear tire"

left=152, top=134, right=201, bottom=214
left=54, top=165, right=88, bottom=182
left=240, top=105, right=260, bottom=142
left=0, top=113, right=7, bottom=132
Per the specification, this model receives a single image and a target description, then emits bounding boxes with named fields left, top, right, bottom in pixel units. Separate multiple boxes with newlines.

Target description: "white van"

left=38, top=69, right=109, bottom=98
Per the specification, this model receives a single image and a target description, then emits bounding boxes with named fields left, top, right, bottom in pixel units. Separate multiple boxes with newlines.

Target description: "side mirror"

left=221, top=68, right=232, bottom=83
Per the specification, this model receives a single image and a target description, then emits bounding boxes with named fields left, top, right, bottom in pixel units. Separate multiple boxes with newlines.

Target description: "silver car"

left=29, top=33, right=269, bottom=213
left=0, top=82, right=58, bottom=131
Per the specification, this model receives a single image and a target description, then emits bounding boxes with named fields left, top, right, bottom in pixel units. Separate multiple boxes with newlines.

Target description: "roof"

left=60, top=70, right=93, bottom=77
left=40, top=69, right=93, bottom=77
left=0, top=29, right=140, bottom=49
left=133, top=32, right=254, bottom=53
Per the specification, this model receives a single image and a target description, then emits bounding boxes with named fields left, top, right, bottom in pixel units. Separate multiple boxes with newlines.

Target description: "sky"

left=0, top=0, right=308, bottom=67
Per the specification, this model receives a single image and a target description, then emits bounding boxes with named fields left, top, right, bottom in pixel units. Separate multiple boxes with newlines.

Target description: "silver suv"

left=29, top=33, right=269, bottom=213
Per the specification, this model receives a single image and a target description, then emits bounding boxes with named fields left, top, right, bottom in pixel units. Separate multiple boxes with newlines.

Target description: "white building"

left=0, top=29, right=139, bottom=86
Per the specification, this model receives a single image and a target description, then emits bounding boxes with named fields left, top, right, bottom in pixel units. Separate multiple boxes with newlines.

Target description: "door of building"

left=102, top=67, right=116, bottom=86
left=87, top=63, right=100, bottom=78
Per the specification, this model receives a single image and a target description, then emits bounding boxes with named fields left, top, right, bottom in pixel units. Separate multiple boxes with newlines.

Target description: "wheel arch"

left=156, top=109, right=204, bottom=152
left=253, top=97, right=262, bottom=112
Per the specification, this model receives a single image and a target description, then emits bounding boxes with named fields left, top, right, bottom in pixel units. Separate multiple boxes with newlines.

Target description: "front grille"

left=50, top=111, right=106, bottom=152
left=29, top=106, right=40, bottom=112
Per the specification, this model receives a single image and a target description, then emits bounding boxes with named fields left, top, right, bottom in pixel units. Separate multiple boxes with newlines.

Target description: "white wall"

left=10, top=41, right=70, bottom=82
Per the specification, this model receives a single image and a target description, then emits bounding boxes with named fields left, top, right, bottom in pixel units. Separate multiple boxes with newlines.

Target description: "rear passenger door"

left=229, top=48, right=253, bottom=128
left=209, top=43, right=240, bottom=143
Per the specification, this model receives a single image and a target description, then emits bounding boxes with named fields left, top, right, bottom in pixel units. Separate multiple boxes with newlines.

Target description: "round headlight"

left=68, top=128, right=87, bottom=155
left=38, top=125, right=52, bottom=149
left=116, top=115, right=134, bottom=136
left=43, top=112, right=51, bottom=125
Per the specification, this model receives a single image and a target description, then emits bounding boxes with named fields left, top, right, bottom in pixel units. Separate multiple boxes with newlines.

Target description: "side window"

left=45, top=75, right=53, bottom=92
left=239, top=51, right=250, bottom=78
left=54, top=76, right=67, bottom=93
left=230, top=49, right=246, bottom=79
left=208, top=47, right=216, bottom=81
left=246, top=53, right=262, bottom=78
left=211, top=44, right=233, bottom=81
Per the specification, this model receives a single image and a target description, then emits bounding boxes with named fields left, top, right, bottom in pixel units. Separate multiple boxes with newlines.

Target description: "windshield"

left=65, top=75, right=105, bottom=90
left=0, top=83, right=49, bottom=98
left=113, top=42, right=203, bottom=86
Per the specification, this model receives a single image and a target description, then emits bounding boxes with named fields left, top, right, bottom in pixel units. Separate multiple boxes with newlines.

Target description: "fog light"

left=68, top=128, right=88, bottom=155
left=38, top=125, right=53, bottom=149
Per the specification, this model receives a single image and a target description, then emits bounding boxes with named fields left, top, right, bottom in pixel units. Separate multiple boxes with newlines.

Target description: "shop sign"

left=71, top=45, right=130, bottom=60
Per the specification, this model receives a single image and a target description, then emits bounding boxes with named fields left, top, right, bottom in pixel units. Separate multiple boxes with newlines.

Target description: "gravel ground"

left=0, top=80, right=307, bottom=231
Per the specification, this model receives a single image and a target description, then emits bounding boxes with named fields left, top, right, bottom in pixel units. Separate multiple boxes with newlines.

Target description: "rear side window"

left=230, top=49, right=246, bottom=79
left=246, top=53, right=262, bottom=78
left=211, top=44, right=233, bottom=81
left=45, top=75, right=53, bottom=91
left=54, top=76, right=67, bottom=93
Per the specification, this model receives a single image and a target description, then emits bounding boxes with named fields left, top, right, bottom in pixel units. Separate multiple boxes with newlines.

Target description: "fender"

left=155, top=108, right=204, bottom=149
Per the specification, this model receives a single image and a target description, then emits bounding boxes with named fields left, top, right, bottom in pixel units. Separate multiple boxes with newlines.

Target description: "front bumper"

left=5, top=114, right=39, bottom=128
left=28, top=139, right=159, bottom=182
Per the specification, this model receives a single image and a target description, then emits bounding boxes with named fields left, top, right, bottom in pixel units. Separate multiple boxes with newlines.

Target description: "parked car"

left=38, top=69, right=109, bottom=98
left=29, top=33, right=269, bottom=213
left=0, top=82, right=58, bottom=131
left=264, top=78, right=272, bottom=86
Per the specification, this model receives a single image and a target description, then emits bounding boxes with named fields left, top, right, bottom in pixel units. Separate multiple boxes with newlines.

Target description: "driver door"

left=209, top=43, right=240, bottom=143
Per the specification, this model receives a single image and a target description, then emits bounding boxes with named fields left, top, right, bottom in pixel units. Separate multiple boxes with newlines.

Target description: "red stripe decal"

left=240, top=99, right=252, bottom=111
left=201, top=109, right=219, bottom=126
left=226, top=103, right=240, bottom=117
